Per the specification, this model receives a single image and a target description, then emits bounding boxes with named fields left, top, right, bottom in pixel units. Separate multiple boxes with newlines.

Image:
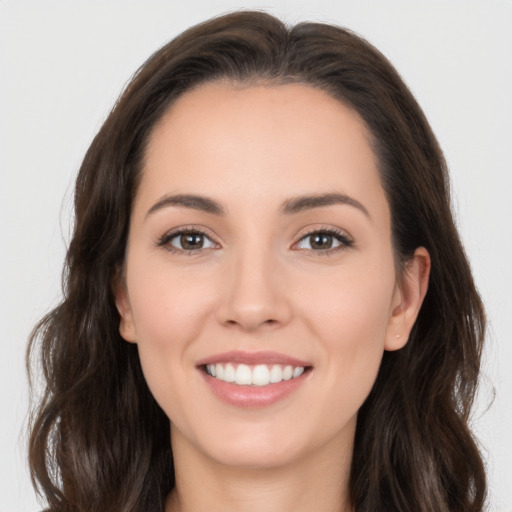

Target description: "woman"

left=27, top=10, right=487, bottom=512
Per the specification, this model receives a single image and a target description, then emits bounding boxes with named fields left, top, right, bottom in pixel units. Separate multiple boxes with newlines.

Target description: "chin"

left=175, top=418, right=309, bottom=470
left=207, top=438, right=304, bottom=470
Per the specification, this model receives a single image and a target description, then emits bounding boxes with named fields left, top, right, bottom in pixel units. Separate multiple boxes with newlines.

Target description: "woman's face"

left=116, top=82, right=426, bottom=470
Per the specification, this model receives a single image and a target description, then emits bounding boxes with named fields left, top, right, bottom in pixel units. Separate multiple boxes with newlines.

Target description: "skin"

left=115, top=82, right=430, bottom=512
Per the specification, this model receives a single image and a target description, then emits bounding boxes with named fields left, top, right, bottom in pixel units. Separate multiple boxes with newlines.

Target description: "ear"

left=385, top=247, right=431, bottom=351
left=113, top=267, right=137, bottom=343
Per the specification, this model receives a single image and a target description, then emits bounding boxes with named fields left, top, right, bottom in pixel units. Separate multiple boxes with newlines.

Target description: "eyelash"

left=157, top=227, right=217, bottom=256
left=297, top=227, right=354, bottom=256
left=156, top=226, right=354, bottom=257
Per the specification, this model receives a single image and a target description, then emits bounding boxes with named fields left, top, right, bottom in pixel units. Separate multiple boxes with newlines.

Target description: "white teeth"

left=293, top=366, right=304, bottom=378
left=224, top=363, right=235, bottom=382
left=206, top=363, right=306, bottom=386
left=252, top=364, right=270, bottom=386
left=235, top=364, right=252, bottom=385
left=282, top=365, right=293, bottom=381
left=269, top=365, right=283, bottom=383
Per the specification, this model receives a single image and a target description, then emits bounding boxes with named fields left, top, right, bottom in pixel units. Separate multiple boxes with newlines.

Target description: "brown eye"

left=176, top=233, right=206, bottom=250
left=158, top=228, right=217, bottom=253
left=296, top=229, right=353, bottom=253
left=309, top=233, right=335, bottom=250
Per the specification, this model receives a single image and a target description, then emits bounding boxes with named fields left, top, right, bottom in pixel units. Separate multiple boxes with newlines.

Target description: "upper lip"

left=196, top=350, right=312, bottom=367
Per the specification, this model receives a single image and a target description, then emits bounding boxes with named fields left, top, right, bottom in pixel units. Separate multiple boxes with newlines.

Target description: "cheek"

left=299, top=261, right=395, bottom=405
left=301, top=259, right=395, bottom=345
left=124, top=259, right=219, bottom=398
left=127, top=259, right=217, bottom=344
left=127, top=290, right=211, bottom=433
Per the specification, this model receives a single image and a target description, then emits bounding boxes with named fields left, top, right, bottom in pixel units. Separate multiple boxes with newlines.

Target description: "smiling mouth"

left=197, top=351, right=313, bottom=407
left=202, top=363, right=311, bottom=387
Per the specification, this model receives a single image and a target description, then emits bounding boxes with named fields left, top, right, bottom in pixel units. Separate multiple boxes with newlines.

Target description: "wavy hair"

left=27, top=10, right=487, bottom=512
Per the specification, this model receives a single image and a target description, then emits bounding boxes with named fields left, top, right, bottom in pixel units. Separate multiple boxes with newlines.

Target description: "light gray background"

left=1, top=1, right=511, bottom=510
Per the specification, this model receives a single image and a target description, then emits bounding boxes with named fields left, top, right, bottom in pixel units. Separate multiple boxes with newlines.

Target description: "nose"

left=215, top=244, right=293, bottom=332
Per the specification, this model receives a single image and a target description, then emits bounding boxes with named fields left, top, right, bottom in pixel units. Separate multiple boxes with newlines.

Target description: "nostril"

left=224, top=318, right=279, bottom=329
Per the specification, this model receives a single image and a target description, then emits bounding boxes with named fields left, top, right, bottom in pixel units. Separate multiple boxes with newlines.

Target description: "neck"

left=165, top=427, right=354, bottom=512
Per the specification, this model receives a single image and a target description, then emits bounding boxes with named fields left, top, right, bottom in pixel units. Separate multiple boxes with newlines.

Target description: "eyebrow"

left=281, top=193, right=370, bottom=217
left=146, top=192, right=370, bottom=218
left=146, top=194, right=226, bottom=217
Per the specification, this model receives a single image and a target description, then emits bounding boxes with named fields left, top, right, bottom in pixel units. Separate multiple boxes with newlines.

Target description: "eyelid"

left=156, top=224, right=354, bottom=256
left=292, top=226, right=354, bottom=256
left=156, top=225, right=220, bottom=254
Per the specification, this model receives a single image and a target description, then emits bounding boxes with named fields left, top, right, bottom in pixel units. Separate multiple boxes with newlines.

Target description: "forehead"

left=137, top=82, right=388, bottom=222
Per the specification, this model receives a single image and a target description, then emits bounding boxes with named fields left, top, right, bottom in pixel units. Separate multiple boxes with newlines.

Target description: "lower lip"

left=200, top=370, right=310, bottom=408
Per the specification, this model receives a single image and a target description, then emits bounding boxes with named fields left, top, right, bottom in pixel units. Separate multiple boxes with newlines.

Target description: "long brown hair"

left=27, top=10, right=487, bottom=511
